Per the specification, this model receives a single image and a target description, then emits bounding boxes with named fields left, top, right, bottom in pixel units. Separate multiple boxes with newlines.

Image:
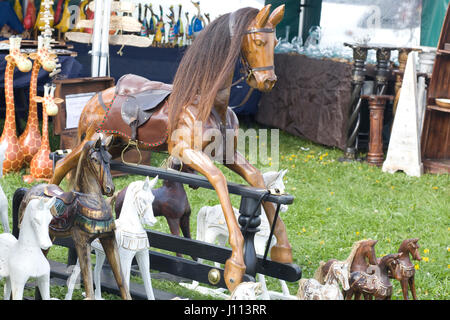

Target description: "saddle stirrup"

left=121, top=139, right=143, bottom=166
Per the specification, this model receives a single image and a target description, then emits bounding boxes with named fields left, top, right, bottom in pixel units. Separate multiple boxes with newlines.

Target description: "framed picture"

left=53, top=77, right=115, bottom=149
left=52, top=76, right=152, bottom=174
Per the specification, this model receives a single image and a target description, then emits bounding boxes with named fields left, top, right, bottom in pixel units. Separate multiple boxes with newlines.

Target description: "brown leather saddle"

left=44, top=185, right=114, bottom=234
left=98, top=74, right=172, bottom=148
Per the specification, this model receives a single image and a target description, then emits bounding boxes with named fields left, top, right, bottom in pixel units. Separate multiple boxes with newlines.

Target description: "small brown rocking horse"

left=14, top=136, right=131, bottom=300
left=49, top=5, right=289, bottom=291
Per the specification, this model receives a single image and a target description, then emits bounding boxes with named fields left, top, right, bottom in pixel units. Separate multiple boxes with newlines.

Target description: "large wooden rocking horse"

left=13, top=136, right=131, bottom=300
left=49, top=5, right=288, bottom=292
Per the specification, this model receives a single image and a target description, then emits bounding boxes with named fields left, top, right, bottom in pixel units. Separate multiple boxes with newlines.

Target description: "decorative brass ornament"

left=208, top=268, right=221, bottom=285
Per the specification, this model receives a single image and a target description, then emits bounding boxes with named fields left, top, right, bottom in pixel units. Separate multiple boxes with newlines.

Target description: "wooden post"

left=361, top=95, right=394, bottom=166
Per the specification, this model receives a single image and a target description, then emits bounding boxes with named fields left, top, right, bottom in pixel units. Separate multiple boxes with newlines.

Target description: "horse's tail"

left=12, top=187, right=29, bottom=238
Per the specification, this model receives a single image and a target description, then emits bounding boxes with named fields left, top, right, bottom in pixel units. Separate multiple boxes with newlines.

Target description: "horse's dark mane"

left=167, top=7, right=259, bottom=134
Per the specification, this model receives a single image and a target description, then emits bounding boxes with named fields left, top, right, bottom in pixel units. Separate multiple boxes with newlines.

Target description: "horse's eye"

left=254, top=39, right=265, bottom=47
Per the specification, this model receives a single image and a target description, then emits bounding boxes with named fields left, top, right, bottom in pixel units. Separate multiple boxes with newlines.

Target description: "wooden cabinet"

left=421, top=4, right=450, bottom=174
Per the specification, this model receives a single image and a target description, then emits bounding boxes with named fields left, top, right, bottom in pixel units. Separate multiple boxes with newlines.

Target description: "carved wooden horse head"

left=29, top=36, right=57, bottom=72
left=240, top=5, right=284, bottom=92
left=74, top=135, right=115, bottom=197
left=398, top=238, right=421, bottom=261
left=346, top=239, right=379, bottom=272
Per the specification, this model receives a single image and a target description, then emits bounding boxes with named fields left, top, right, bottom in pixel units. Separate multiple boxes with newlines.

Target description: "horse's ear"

left=46, top=196, right=57, bottom=209
left=95, top=137, right=102, bottom=149
left=254, top=4, right=272, bottom=29
left=37, top=198, right=46, bottom=210
left=149, top=175, right=159, bottom=189
left=143, top=176, right=150, bottom=191
left=370, top=239, right=378, bottom=247
left=268, top=4, right=285, bottom=28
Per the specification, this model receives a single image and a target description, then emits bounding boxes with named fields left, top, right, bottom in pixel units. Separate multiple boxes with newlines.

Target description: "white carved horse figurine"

left=229, top=282, right=263, bottom=300
left=0, top=197, right=56, bottom=300
left=297, top=261, right=350, bottom=300
left=65, top=176, right=158, bottom=300
left=0, top=142, right=10, bottom=233
left=193, top=170, right=292, bottom=299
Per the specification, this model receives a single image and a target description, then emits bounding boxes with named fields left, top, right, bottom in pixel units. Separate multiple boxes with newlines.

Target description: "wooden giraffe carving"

left=1, top=37, right=32, bottom=174
left=23, top=84, right=62, bottom=183
left=19, top=36, right=58, bottom=165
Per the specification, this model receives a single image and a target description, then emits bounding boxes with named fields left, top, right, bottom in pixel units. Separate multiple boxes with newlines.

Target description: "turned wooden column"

left=340, top=42, right=370, bottom=161
left=361, top=95, right=394, bottom=166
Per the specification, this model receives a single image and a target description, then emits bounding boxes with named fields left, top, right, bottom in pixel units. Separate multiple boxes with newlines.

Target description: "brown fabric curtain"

left=256, top=53, right=353, bottom=150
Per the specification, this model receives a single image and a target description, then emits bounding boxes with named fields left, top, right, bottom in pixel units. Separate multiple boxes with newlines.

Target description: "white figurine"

left=0, top=197, right=56, bottom=300
left=194, top=170, right=294, bottom=300
left=297, top=261, right=350, bottom=300
left=229, top=281, right=263, bottom=300
left=65, top=176, right=159, bottom=300
left=0, top=142, right=9, bottom=233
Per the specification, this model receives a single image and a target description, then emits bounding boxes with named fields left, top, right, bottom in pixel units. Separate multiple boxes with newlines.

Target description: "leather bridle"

left=228, top=11, right=276, bottom=108
left=229, top=11, right=276, bottom=84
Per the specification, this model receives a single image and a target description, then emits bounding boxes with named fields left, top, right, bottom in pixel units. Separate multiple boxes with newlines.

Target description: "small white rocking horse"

left=189, top=170, right=293, bottom=300
left=297, top=261, right=350, bottom=300
left=65, top=176, right=158, bottom=300
left=0, top=196, right=56, bottom=300
left=0, top=142, right=10, bottom=233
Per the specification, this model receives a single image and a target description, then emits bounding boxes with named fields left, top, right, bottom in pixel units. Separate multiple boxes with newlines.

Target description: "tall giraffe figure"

left=19, top=36, right=57, bottom=165
left=1, top=37, right=32, bottom=174
left=23, top=84, right=62, bottom=183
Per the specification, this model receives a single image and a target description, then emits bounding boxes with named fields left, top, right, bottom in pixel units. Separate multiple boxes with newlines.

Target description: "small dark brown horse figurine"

left=390, top=238, right=421, bottom=300
left=348, top=253, right=401, bottom=300
left=49, top=5, right=289, bottom=291
left=13, top=136, right=131, bottom=300
left=113, top=163, right=192, bottom=245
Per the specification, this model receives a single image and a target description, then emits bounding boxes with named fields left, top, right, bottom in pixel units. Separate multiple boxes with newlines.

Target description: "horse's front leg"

left=176, top=146, right=245, bottom=292
left=225, top=151, right=293, bottom=264
left=99, top=234, right=132, bottom=300
left=36, top=274, right=51, bottom=300
left=3, top=277, right=11, bottom=300
left=409, top=276, right=417, bottom=300
left=135, top=250, right=155, bottom=300
left=72, top=228, right=95, bottom=299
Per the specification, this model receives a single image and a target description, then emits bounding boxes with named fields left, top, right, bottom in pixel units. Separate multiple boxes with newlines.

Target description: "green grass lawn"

left=0, top=125, right=448, bottom=300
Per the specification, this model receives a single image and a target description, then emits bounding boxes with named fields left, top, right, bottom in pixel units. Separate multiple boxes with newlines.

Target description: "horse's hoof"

left=224, top=259, right=246, bottom=293
left=270, top=244, right=293, bottom=264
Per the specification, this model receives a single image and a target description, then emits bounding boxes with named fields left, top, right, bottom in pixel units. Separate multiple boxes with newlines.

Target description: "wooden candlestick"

left=361, top=94, right=394, bottom=166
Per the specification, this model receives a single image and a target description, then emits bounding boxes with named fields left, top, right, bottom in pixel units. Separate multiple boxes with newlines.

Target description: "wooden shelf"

left=427, top=104, right=450, bottom=113
left=421, top=4, right=450, bottom=174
